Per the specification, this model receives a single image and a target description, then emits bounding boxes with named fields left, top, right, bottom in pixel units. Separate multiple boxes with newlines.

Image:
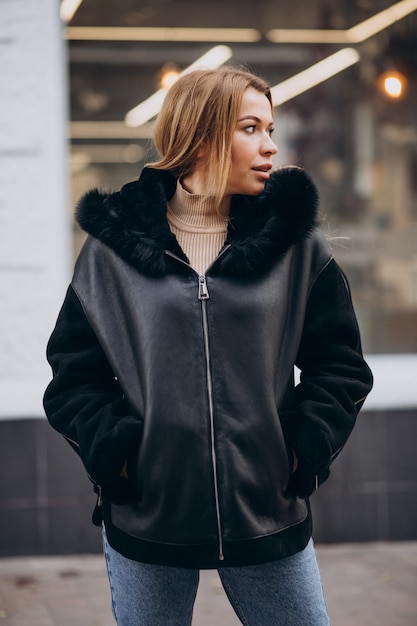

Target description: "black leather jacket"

left=44, top=166, right=373, bottom=568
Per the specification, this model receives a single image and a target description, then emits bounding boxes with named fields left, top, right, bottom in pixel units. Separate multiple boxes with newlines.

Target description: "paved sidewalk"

left=0, top=542, right=416, bottom=625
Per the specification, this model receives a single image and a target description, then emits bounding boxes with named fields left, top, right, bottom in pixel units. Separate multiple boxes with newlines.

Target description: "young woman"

left=44, top=67, right=373, bottom=625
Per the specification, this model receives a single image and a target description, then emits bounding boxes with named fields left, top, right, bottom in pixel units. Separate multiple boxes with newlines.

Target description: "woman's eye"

left=243, top=125, right=274, bottom=136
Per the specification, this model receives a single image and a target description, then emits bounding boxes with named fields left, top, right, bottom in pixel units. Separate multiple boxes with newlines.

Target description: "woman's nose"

left=262, top=134, right=278, bottom=155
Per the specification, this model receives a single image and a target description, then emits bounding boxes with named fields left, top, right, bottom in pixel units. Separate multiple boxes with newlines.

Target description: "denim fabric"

left=217, top=540, right=330, bottom=625
left=102, top=529, right=329, bottom=625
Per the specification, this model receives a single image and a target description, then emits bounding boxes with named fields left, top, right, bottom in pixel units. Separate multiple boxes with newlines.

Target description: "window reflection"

left=273, top=68, right=417, bottom=354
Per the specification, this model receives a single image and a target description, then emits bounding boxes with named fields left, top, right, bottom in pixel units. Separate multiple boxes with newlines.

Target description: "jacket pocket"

left=126, top=445, right=142, bottom=499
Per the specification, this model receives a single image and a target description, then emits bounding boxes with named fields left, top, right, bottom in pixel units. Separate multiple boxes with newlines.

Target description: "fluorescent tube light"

left=270, top=48, right=360, bottom=106
left=267, top=29, right=347, bottom=44
left=125, top=45, right=232, bottom=128
left=125, top=92, right=168, bottom=129
left=65, top=26, right=261, bottom=42
left=346, top=0, right=417, bottom=43
left=60, top=0, right=83, bottom=22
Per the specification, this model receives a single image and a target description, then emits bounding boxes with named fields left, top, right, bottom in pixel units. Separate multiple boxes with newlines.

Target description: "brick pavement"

left=0, top=542, right=416, bottom=625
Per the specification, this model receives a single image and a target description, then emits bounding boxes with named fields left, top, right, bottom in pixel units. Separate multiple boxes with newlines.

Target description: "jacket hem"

left=101, top=499, right=312, bottom=569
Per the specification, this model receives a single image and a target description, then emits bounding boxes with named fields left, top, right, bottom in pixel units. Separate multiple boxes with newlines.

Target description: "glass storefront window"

left=69, top=18, right=417, bottom=358
left=273, top=63, right=417, bottom=354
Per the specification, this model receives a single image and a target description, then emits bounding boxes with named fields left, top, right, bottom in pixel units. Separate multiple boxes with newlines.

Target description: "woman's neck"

left=181, top=169, right=209, bottom=195
left=167, top=181, right=229, bottom=275
left=168, top=181, right=230, bottom=230
left=182, top=168, right=232, bottom=201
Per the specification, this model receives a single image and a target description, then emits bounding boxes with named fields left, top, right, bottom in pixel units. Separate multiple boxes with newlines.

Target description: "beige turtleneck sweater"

left=167, top=181, right=230, bottom=276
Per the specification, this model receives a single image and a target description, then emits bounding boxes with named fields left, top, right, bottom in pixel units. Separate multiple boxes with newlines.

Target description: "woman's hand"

left=292, top=450, right=298, bottom=472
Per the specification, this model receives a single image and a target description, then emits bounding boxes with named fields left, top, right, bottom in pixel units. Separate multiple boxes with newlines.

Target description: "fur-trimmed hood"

left=76, top=166, right=319, bottom=278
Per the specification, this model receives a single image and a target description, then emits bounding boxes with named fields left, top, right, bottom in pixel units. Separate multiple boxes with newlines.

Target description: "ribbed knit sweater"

left=167, top=181, right=230, bottom=276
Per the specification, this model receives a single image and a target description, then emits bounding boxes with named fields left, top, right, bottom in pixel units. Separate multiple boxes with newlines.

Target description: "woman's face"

left=225, top=87, right=278, bottom=196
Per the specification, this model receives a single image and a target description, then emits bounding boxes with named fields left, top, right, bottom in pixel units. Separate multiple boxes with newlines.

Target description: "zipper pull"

left=97, top=484, right=102, bottom=507
left=198, top=275, right=210, bottom=300
left=92, top=485, right=103, bottom=526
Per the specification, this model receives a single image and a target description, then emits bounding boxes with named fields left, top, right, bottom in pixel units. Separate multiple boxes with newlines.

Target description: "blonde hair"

left=148, top=66, right=272, bottom=198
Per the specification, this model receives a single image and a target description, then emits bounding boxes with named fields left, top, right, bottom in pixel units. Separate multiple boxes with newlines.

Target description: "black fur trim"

left=215, top=167, right=318, bottom=277
left=76, top=166, right=319, bottom=278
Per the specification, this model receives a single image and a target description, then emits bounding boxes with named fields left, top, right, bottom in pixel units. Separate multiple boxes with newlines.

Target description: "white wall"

left=0, top=0, right=71, bottom=418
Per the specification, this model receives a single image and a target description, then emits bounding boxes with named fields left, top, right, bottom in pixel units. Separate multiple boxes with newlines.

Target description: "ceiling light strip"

left=267, top=29, right=348, bottom=44
left=70, top=121, right=154, bottom=139
left=270, top=48, right=360, bottom=106
left=65, top=26, right=261, bottom=42
left=267, top=0, right=417, bottom=43
left=64, top=1, right=417, bottom=44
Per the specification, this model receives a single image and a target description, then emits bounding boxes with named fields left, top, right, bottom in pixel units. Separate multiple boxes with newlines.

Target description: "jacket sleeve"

left=43, top=285, right=143, bottom=504
left=281, top=258, right=373, bottom=498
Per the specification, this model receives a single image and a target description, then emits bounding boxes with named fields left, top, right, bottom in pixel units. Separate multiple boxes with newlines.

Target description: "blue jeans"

left=103, top=529, right=330, bottom=626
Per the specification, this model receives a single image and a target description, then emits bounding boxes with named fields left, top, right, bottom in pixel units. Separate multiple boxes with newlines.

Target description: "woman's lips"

left=252, top=166, right=271, bottom=180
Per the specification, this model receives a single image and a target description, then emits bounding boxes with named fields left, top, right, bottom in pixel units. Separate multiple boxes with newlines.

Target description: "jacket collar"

left=76, top=166, right=318, bottom=278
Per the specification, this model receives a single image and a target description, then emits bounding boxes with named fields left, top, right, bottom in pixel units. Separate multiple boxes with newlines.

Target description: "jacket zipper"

left=198, top=274, right=224, bottom=561
left=63, top=434, right=79, bottom=448
left=165, top=248, right=230, bottom=561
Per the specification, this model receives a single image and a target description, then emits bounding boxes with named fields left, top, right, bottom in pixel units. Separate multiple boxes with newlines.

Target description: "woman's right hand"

left=292, top=450, right=298, bottom=472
